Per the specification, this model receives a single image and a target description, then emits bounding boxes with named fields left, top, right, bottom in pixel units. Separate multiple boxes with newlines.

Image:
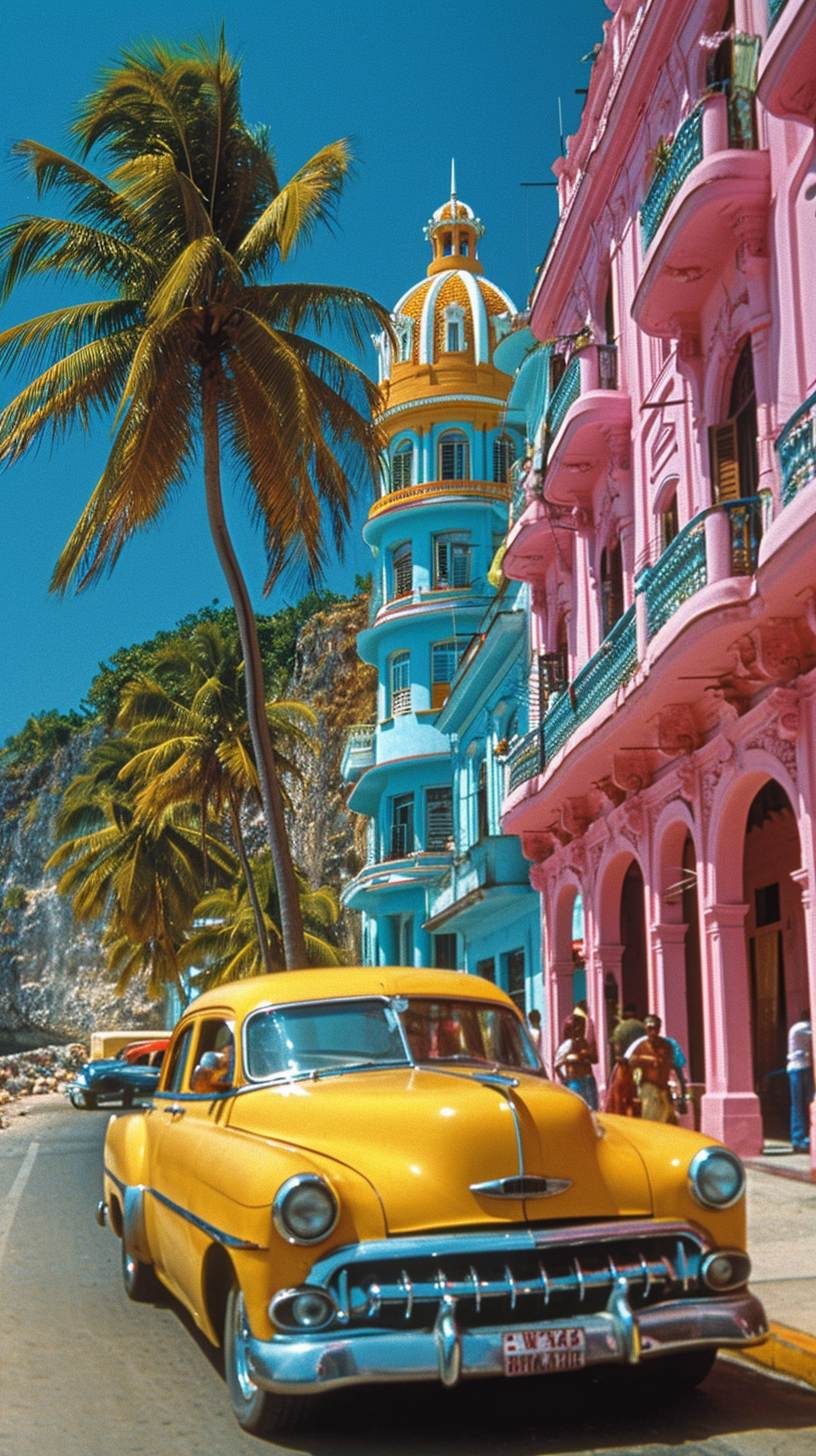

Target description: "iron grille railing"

left=546, top=357, right=581, bottom=439
left=388, top=823, right=412, bottom=859
left=641, top=516, right=708, bottom=639
left=776, top=390, right=816, bottom=506
left=640, top=106, right=704, bottom=251
left=507, top=726, right=543, bottom=793
left=639, top=498, right=761, bottom=640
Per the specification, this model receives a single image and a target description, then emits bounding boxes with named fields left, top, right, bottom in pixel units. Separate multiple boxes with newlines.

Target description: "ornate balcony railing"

left=507, top=727, right=543, bottom=794
left=639, top=499, right=761, bottom=640
left=640, top=106, right=704, bottom=251
left=548, top=606, right=638, bottom=760
left=546, top=357, right=581, bottom=439
left=776, top=390, right=816, bottom=506
left=641, top=517, right=707, bottom=639
left=340, top=722, right=376, bottom=782
left=369, top=480, right=510, bottom=519
left=507, top=607, right=637, bottom=793
left=510, top=458, right=528, bottom=525
left=768, top=0, right=789, bottom=29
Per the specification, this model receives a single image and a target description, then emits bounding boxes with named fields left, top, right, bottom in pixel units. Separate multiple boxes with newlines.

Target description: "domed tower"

left=341, top=177, right=534, bottom=983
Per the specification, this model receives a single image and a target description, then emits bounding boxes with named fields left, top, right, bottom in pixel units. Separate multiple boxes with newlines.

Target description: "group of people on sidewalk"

left=528, top=1001, right=689, bottom=1124
left=528, top=1001, right=813, bottom=1152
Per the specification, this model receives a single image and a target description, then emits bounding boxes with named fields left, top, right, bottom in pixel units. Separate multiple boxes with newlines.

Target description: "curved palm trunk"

left=227, top=786, right=275, bottom=976
left=201, top=368, right=308, bottom=968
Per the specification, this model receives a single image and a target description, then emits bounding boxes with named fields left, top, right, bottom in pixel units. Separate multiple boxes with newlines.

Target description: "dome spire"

left=450, top=158, right=457, bottom=207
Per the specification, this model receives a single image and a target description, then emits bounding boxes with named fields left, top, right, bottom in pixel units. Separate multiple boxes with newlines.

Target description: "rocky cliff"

left=0, top=596, right=374, bottom=1037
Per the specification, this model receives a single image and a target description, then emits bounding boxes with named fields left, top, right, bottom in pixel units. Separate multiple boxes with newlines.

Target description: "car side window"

left=190, top=1019, right=235, bottom=1093
left=162, top=1027, right=194, bottom=1094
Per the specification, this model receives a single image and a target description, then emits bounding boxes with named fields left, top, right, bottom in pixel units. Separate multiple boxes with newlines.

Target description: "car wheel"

left=223, top=1282, right=307, bottom=1434
left=121, top=1236, right=159, bottom=1302
left=69, top=1089, right=88, bottom=1109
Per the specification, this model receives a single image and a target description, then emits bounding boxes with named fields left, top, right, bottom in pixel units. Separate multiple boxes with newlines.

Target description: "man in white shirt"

left=787, top=1009, right=813, bottom=1154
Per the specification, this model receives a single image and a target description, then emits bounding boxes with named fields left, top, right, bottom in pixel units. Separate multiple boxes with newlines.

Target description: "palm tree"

left=0, top=34, right=393, bottom=967
left=46, top=736, right=235, bottom=1002
left=181, top=855, right=342, bottom=988
left=117, top=618, right=316, bottom=974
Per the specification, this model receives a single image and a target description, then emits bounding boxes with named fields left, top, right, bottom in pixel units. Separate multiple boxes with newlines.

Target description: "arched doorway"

left=743, top=779, right=807, bottom=1140
left=620, top=860, right=649, bottom=1017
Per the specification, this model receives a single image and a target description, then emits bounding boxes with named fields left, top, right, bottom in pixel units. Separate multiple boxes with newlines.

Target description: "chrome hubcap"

left=232, top=1292, right=256, bottom=1402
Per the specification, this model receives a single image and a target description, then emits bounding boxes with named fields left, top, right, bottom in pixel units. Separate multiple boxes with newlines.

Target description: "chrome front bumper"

left=246, top=1287, right=768, bottom=1395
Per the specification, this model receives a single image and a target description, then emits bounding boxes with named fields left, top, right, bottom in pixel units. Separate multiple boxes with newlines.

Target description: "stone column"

left=589, top=942, right=625, bottom=1092
left=650, top=922, right=691, bottom=1054
left=790, top=869, right=816, bottom=1179
left=701, top=903, right=763, bottom=1154
left=548, top=959, right=575, bottom=1065
left=794, top=678, right=816, bottom=1178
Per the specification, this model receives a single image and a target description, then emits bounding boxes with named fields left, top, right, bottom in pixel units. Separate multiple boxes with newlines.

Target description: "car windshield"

left=244, top=999, right=410, bottom=1080
left=244, top=995, right=542, bottom=1081
left=401, top=998, right=541, bottom=1072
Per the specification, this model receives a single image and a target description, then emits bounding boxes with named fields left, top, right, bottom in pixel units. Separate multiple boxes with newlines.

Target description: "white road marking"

left=0, top=1141, right=39, bottom=1271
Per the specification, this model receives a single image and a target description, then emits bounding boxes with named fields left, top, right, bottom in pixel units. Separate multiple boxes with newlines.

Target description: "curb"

left=728, top=1321, right=816, bottom=1390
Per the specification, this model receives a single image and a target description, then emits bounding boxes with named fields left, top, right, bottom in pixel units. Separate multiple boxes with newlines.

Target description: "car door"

left=144, top=1021, right=198, bottom=1298
left=147, top=1014, right=237, bottom=1317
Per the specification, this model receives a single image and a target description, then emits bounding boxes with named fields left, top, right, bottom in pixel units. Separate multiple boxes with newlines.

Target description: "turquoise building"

left=340, top=181, right=542, bottom=1017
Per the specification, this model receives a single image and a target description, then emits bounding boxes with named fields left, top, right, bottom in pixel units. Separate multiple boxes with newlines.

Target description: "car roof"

left=177, top=967, right=517, bottom=1025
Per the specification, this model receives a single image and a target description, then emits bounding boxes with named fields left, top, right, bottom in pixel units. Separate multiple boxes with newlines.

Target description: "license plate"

left=502, top=1327, right=586, bottom=1376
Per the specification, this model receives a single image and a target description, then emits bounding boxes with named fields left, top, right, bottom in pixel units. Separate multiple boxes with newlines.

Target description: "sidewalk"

left=731, top=1153, right=816, bottom=1388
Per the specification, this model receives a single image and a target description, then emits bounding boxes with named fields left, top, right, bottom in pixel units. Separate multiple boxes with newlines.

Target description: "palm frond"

left=0, top=215, right=155, bottom=303
left=0, top=330, right=137, bottom=465
left=236, top=140, right=352, bottom=271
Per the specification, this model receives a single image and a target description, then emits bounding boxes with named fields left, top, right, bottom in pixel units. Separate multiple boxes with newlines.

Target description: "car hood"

left=227, top=1066, right=652, bottom=1233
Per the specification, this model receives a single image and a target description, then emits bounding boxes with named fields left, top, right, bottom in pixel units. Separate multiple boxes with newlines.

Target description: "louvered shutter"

left=709, top=419, right=741, bottom=502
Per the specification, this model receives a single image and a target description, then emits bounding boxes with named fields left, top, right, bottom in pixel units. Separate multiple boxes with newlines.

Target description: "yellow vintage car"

left=98, top=968, right=767, bottom=1434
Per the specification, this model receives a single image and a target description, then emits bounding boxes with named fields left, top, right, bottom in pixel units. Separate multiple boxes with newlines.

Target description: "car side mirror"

left=190, top=1050, right=232, bottom=1094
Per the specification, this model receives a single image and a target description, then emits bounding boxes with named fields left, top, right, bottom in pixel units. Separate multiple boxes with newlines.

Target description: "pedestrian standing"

left=627, top=1014, right=682, bottom=1123
left=554, top=1014, right=599, bottom=1110
left=787, top=1009, right=813, bottom=1154
left=610, top=1002, right=646, bottom=1061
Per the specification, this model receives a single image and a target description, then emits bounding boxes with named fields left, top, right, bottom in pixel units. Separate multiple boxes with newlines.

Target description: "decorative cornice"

left=379, top=393, right=508, bottom=422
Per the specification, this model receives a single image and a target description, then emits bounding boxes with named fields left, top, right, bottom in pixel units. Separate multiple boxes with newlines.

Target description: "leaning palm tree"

left=0, top=34, right=392, bottom=967
left=117, top=618, right=316, bottom=974
left=46, top=735, right=236, bottom=1002
left=181, top=854, right=342, bottom=989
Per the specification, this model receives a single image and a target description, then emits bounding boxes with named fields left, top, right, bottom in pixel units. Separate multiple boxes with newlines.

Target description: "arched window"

left=660, top=489, right=679, bottom=551
left=391, top=440, right=413, bottom=491
left=443, top=303, right=465, bottom=353
left=600, top=540, right=624, bottom=636
left=431, top=638, right=465, bottom=707
left=709, top=338, right=758, bottom=502
left=439, top=431, right=469, bottom=480
left=391, top=652, right=411, bottom=716
left=391, top=541, right=413, bottom=599
left=492, top=433, right=516, bottom=483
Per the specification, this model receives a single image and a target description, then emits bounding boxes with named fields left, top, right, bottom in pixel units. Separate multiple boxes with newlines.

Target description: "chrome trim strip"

left=244, top=1292, right=769, bottom=1395
left=148, top=1188, right=265, bottom=1251
left=470, top=1175, right=572, bottom=1198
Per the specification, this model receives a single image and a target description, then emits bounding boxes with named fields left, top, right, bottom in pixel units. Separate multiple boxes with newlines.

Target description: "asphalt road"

left=1, top=1098, right=815, bottom=1456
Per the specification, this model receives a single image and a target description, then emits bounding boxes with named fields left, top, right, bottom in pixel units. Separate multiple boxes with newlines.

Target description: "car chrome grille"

left=311, top=1223, right=710, bottom=1331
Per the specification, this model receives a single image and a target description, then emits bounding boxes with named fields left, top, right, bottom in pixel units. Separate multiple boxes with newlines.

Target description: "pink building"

left=501, top=0, right=816, bottom=1168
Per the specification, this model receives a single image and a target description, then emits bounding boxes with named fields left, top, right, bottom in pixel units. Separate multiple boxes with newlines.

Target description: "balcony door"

left=390, top=794, right=414, bottom=859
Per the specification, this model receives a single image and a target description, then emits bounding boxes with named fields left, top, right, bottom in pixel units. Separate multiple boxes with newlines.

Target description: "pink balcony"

left=541, top=344, right=631, bottom=509
left=758, top=0, right=816, bottom=125
left=633, top=92, right=770, bottom=339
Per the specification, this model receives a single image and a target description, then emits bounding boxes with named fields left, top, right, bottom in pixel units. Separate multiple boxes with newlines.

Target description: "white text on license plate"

left=502, top=1327, right=586, bottom=1376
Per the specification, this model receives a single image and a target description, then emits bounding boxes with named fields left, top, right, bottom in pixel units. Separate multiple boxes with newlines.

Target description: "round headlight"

left=689, top=1147, right=745, bottom=1209
left=272, top=1174, right=339, bottom=1245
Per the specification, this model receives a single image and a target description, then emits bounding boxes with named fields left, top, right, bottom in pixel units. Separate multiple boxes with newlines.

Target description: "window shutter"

left=709, top=419, right=741, bottom=502
left=435, top=539, right=450, bottom=586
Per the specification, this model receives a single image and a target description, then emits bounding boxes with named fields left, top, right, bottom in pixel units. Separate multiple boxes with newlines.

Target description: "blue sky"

left=0, top=0, right=606, bottom=742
